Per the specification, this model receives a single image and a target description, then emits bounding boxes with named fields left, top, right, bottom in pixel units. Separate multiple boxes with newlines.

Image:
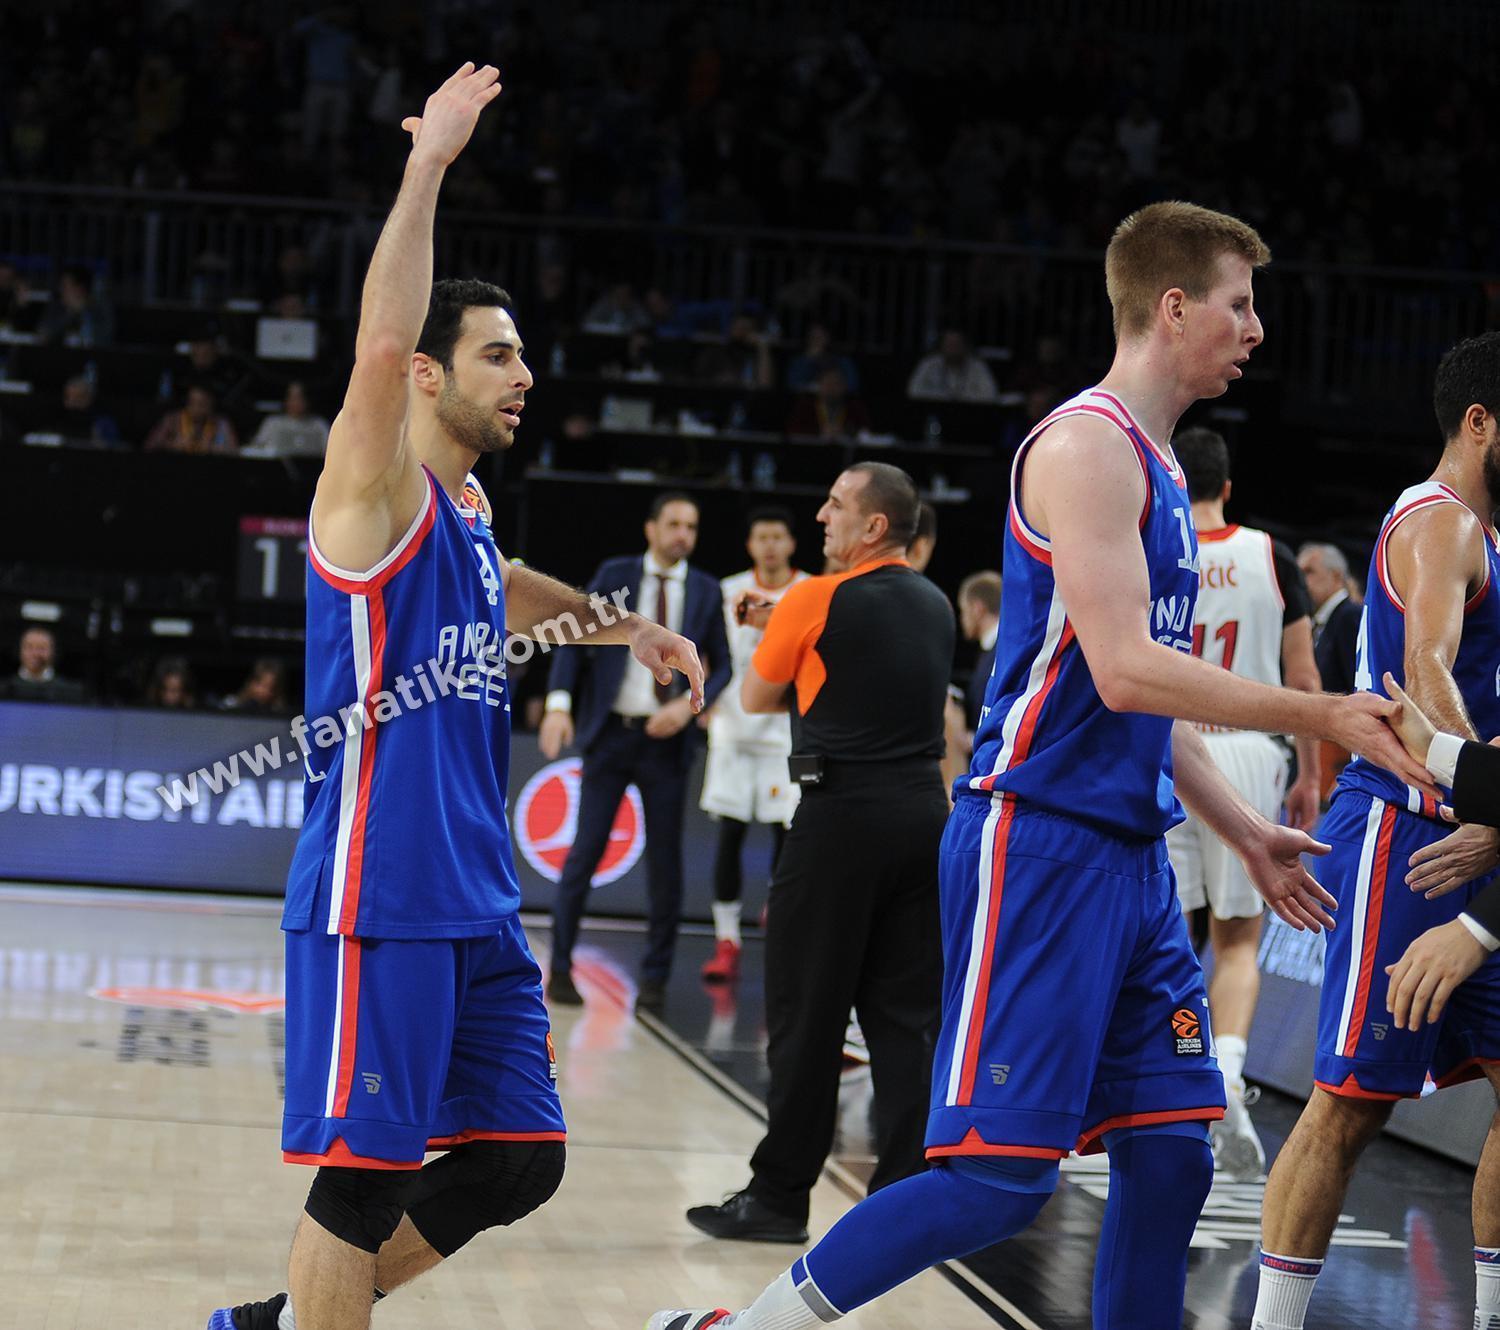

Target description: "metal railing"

left=3, top=181, right=1496, bottom=415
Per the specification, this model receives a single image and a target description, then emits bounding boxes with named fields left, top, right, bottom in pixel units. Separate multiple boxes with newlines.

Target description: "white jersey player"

left=1166, top=427, right=1322, bottom=1180
left=700, top=509, right=808, bottom=981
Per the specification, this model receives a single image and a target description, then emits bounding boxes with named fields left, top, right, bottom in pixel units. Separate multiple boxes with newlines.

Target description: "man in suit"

left=940, top=571, right=1000, bottom=795
left=1298, top=541, right=1362, bottom=693
left=539, top=492, right=731, bottom=1013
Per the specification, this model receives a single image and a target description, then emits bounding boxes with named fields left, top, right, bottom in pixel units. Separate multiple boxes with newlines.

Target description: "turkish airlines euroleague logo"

left=514, top=758, right=645, bottom=887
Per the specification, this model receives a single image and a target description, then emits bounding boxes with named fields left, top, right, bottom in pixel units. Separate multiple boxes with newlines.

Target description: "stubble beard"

left=436, top=380, right=512, bottom=454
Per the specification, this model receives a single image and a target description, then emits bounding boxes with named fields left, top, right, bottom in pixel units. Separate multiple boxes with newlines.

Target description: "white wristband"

left=1459, top=912, right=1500, bottom=953
left=544, top=690, right=573, bottom=714
left=1425, top=731, right=1464, bottom=788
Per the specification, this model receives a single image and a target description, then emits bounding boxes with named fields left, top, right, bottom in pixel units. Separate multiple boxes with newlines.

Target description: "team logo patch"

left=546, top=1031, right=558, bottom=1080
left=514, top=758, right=646, bottom=887
left=1172, top=1007, right=1204, bottom=1056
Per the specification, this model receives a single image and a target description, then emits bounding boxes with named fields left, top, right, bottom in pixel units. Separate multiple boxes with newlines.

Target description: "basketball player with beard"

left=1255, top=331, right=1500, bottom=1330
left=208, top=64, right=704, bottom=1330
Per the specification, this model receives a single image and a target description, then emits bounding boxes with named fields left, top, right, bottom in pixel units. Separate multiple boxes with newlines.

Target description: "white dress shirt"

left=545, top=553, right=687, bottom=718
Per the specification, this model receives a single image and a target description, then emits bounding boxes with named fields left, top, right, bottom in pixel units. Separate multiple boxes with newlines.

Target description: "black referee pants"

left=747, top=760, right=947, bottom=1222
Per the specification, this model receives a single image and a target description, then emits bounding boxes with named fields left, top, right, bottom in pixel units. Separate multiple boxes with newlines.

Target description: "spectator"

left=582, top=282, right=652, bottom=335
left=37, top=265, right=115, bottom=348
left=144, top=384, right=240, bottom=454
left=146, top=655, right=197, bottom=709
left=942, top=569, right=1002, bottom=791
left=54, top=376, right=122, bottom=446
left=786, top=322, right=860, bottom=394
left=601, top=331, right=663, bottom=383
left=723, top=314, right=776, bottom=388
left=1116, top=98, right=1162, bottom=178
left=906, top=329, right=999, bottom=402
left=0, top=261, right=32, bottom=331
left=220, top=657, right=288, bottom=714
left=177, top=331, right=248, bottom=408
left=260, top=245, right=320, bottom=312
left=1297, top=540, right=1363, bottom=694
left=245, top=381, right=329, bottom=457
left=786, top=365, right=871, bottom=440
left=0, top=626, right=89, bottom=703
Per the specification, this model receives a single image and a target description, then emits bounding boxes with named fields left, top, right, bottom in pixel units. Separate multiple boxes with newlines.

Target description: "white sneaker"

left=1212, top=1079, right=1265, bottom=1181
left=842, top=1016, right=869, bottom=1065
left=645, top=1311, right=734, bottom=1330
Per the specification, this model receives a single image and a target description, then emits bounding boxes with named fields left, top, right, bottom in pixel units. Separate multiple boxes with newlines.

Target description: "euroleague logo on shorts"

left=1171, top=1006, right=1205, bottom=1057
left=514, top=758, right=646, bottom=888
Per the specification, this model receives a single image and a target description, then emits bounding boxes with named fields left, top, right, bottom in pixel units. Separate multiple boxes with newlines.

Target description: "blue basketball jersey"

left=1338, top=481, right=1500, bottom=817
left=962, top=387, right=1199, bottom=840
left=283, top=466, right=522, bottom=939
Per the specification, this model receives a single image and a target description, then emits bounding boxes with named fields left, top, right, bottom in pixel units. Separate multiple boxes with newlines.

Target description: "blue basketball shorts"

left=282, top=915, right=566, bottom=1167
left=926, top=795, right=1225, bottom=1160
left=1314, top=790, right=1500, bottom=1099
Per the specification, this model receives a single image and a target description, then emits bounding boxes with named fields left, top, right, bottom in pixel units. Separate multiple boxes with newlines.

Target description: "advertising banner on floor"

left=0, top=702, right=775, bottom=923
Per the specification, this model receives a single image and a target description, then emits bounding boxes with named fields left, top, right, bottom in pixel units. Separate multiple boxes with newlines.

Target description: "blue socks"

left=801, top=1155, right=1056, bottom=1312
left=1091, top=1124, right=1215, bottom=1330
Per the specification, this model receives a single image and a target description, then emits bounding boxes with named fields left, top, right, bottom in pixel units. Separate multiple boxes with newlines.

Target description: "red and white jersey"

left=708, top=568, right=809, bottom=752
left=1191, top=524, right=1298, bottom=732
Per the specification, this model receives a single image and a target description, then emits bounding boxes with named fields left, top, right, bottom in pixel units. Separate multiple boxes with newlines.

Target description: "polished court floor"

left=0, top=884, right=978, bottom=1330
left=0, top=882, right=1486, bottom=1329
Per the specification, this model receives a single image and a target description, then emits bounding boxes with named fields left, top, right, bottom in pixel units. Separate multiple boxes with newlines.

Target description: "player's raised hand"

left=1325, top=691, right=1442, bottom=796
left=1237, top=821, right=1337, bottom=932
left=627, top=621, right=706, bottom=712
left=401, top=62, right=502, bottom=167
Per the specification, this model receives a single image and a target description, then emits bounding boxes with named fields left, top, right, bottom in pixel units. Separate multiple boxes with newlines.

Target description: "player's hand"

left=1283, top=775, right=1322, bottom=833
left=1406, top=822, right=1500, bottom=898
left=1385, top=918, right=1489, bottom=1029
left=538, top=711, right=574, bottom=760
left=626, top=618, right=705, bottom=711
left=1380, top=672, right=1440, bottom=770
left=645, top=695, right=695, bottom=739
left=1325, top=692, right=1441, bottom=796
left=402, top=62, right=502, bottom=167
left=734, top=591, right=775, bottom=631
left=1238, top=820, right=1337, bottom=931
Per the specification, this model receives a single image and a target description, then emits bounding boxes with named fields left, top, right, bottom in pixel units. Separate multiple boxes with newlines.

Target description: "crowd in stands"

left=1, top=2, right=1496, bottom=269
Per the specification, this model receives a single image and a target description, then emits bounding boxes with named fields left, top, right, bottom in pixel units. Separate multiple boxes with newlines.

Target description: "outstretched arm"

left=1173, top=722, right=1335, bottom=931
left=313, top=64, right=502, bottom=571
left=1026, top=417, right=1431, bottom=789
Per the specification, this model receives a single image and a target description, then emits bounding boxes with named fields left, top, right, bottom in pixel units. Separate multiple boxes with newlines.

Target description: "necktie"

left=654, top=572, right=673, bottom=704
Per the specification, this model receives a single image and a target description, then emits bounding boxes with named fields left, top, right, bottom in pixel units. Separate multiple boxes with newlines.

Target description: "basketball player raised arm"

left=312, top=62, right=702, bottom=707
left=1383, top=497, right=1500, bottom=897
left=1024, top=419, right=1433, bottom=927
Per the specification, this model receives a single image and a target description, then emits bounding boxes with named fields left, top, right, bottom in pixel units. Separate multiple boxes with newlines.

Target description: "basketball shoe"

left=645, top=1309, right=733, bottom=1330
left=206, top=1293, right=287, bottom=1330
left=1212, top=1079, right=1265, bottom=1181
left=701, top=939, right=741, bottom=982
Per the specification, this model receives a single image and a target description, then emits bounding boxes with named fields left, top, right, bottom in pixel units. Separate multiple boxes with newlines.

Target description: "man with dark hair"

left=0, top=626, right=89, bottom=703
left=208, top=66, right=706, bottom=1330
left=1166, top=425, right=1323, bottom=1180
left=699, top=506, right=807, bottom=981
left=907, top=500, right=937, bottom=573
left=540, top=490, right=731, bottom=1012
left=1257, top=330, right=1500, bottom=1330
left=683, top=463, right=954, bottom=1243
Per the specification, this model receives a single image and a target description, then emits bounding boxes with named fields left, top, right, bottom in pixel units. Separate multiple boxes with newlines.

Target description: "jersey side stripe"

left=972, top=587, right=1072, bottom=791
left=329, top=936, right=363, bottom=1117
left=1335, top=799, right=1392, bottom=1056
left=337, top=589, right=388, bottom=934
left=326, top=595, right=372, bottom=935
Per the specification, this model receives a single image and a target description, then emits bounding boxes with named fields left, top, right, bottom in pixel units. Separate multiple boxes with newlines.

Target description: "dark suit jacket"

left=1314, top=595, right=1362, bottom=694
left=548, top=554, right=731, bottom=763
left=1449, top=740, right=1500, bottom=937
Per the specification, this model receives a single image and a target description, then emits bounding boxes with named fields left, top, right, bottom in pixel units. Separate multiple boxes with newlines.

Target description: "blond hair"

left=1105, top=202, right=1270, bottom=340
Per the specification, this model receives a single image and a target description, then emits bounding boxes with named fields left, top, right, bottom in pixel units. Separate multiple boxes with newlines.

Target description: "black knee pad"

left=406, top=1140, right=565, bottom=1257
left=304, top=1165, right=416, bottom=1254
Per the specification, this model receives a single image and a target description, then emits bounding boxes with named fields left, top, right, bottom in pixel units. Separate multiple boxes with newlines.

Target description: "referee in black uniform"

left=686, top=461, right=955, bottom=1242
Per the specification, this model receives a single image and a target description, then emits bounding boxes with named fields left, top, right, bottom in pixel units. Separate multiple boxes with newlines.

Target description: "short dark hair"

left=648, top=490, right=698, bottom=522
left=845, top=461, right=919, bottom=547
left=1173, top=426, right=1231, bottom=502
left=746, top=505, right=794, bottom=536
left=416, top=278, right=514, bottom=369
left=1434, top=332, right=1500, bottom=442
left=914, top=501, right=937, bottom=543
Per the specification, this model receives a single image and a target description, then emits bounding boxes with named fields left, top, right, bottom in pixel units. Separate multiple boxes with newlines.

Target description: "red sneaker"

left=700, top=939, right=741, bottom=983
